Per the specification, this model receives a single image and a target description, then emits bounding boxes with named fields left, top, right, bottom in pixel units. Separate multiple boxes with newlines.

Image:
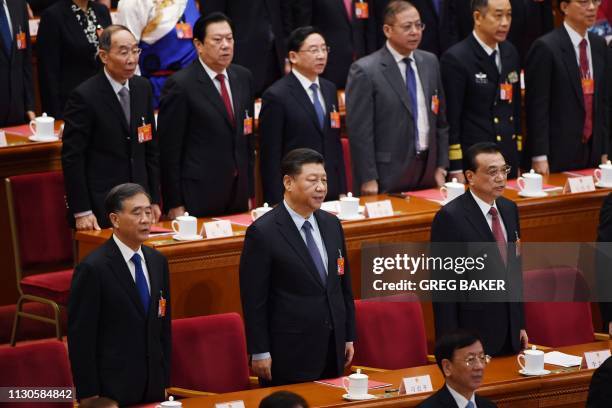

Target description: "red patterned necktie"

left=489, top=207, right=507, bottom=266
left=579, top=39, right=592, bottom=143
left=343, top=0, right=353, bottom=20
left=216, top=73, right=235, bottom=126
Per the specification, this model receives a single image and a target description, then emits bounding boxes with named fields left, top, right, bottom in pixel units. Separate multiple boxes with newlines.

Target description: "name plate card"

left=399, top=375, right=433, bottom=395
left=585, top=349, right=611, bottom=369
left=365, top=200, right=394, bottom=219
left=565, top=176, right=595, bottom=193
left=202, top=220, right=233, bottom=239
left=215, top=401, right=246, bottom=408
left=0, top=131, right=7, bottom=147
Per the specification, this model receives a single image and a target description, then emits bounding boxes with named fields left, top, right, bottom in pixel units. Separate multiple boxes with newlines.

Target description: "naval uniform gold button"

left=509, top=116, right=514, bottom=122
left=496, top=135, right=502, bottom=142
left=512, top=134, right=516, bottom=140
left=494, top=117, right=499, bottom=124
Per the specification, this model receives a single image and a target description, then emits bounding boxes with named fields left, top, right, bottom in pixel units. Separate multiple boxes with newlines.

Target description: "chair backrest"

left=171, top=313, right=251, bottom=393
left=340, top=138, right=353, bottom=193
left=523, top=267, right=594, bottom=347
left=6, top=172, right=73, bottom=271
left=353, top=299, right=429, bottom=369
left=0, top=340, right=73, bottom=407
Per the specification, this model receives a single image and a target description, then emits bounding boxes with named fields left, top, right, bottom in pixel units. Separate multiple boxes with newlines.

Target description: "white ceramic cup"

left=594, top=161, right=612, bottom=185
left=171, top=212, right=198, bottom=238
left=339, top=192, right=360, bottom=218
left=342, top=369, right=368, bottom=398
left=517, top=346, right=545, bottom=373
left=251, top=202, right=272, bottom=220
left=440, top=178, right=465, bottom=202
left=29, top=113, right=55, bottom=138
left=517, top=169, right=543, bottom=194
left=156, top=396, right=182, bottom=407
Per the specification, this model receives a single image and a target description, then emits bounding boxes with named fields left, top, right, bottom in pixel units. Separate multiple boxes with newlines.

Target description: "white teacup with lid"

left=517, top=345, right=545, bottom=374
left=29, top=112, right=55, bottom=139
left=342, top=368, right=369, bottom=398
left=156, top=396, right=182, bottom=407
left=171, top=212, right=198, bottom=238
left=339, top=192, right=360, bottom=218
left=594, top=161, right=612, bottom=186
left=517, top=169, right=543, bottom=195
left=251, top=202, right=273, bottom=220
left=440, top=178, right=464, bottom=203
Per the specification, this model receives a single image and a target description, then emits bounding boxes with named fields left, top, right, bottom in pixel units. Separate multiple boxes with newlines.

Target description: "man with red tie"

left=526, top=0, right=610, bottom=174
left=157, top=13, right=255, bottom=219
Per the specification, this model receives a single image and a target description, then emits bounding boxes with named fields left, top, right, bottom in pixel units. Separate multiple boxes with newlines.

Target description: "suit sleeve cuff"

left=532, top=155, right=547, bottom=162
left=252, top=352, right=271, bottom=360
left=74, top=210, right=93, bottom=218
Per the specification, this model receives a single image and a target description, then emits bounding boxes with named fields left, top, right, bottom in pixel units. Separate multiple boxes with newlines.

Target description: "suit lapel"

left=98, top=73, right=130, bottom=133
left=7, top=0, right=20, bottom=61
left=469, top=34, right=499, bottom=85
left=336, top=0, right=352, bottom=26
left=314, top=211, right=337, bottom=287
left=380, top=48, right=413, bottom=115
left=196, top=62, right=235, bottom=129
left=499, top=42, right=514, bottom=83
left=288, top=73, right=325, bottom=136
left=413, top=50, right=432, bottom=109
left=106, top=239, right=147, bottom=317
left=559, top=28, right=584, bottom=108
left=143, top=245, right=160, bottom=318
left=227, top=65, right=241, bottom=130
left=589, top=32, right=604, bottom=107
left=462, top=191, right=496, bottom=242
left=497, top=198, right=517, bottom=243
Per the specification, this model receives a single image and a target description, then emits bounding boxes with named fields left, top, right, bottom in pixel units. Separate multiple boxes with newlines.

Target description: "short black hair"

left=463, top=142, right=505, bottom=173
left=434, top=330, right=482, bottom=372
left=104, top=183, right=151, bottom=219
left=471, top=0, right=490, bottom=13
left=287, top=26, right=324, bottom=54
left=193, top=12, right=233, bottom=42
left=383, top=0, right=416, bottom=25
left=259, top=391, right=309, bottom=408
left=98, top=25, right=133, bottom=52
left=281, top=148, right=325, bottom=178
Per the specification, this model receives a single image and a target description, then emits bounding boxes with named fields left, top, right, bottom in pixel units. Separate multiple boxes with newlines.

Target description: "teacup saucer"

left=342, top=393, right=376, bottom=401
left=338, top=213, right=366, bottom=221
left=518, top=368, right=550, bottom=376
left=29, top=135, right=59, bottom=142
left=172, top=234, right=204, bottom=241
left=518, top=190, right=548, bottom=198
left=595, top=181, right=612, bottom=189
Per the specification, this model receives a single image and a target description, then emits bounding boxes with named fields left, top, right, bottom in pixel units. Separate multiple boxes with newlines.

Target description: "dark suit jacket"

left=259, top=72, right=346, bottom=204
left=346, top=46, right=449, bottom=193
left=68, top=238, right=171, bottom=406
left=587, top=356, right=612, bottom=408
left=596, top=192, right=612, bottom=329
left=36, top=0, right=112, bottom=119
left=525, top=26, right=610, bottom=172
left=441, top=34, right=522, bottom=175
left=373, top=0, right=458, bottom=56
left=61, top=72, right=160, bottom=228
left=239, top=204, right=356, bottom=385
left=430, top=191, right=525, bottom=356
left=158, top=61, right=254, bottom=217
left=0, top=0, right=34, bottom=127
left=417, top=384, right=497, bottom=408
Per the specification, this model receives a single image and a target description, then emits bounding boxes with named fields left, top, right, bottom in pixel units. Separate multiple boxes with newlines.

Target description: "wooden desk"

left=0, top=126, right=63, bottom=305
left=180, top=341, right=611, bottom=407
left=76, top=174, right=612, bottom=343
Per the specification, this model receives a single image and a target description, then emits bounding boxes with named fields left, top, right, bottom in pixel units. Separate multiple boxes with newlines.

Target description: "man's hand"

left=434, top=167, right=447, bottom=187
left=520, top=329, right=529, bottom=349
left=344, top=343, right=355, bottom=368
left=608, top=322, right=612, bottom=337
left=151, top=204, right=161, bottom=224
left=449, top=172, right=466, bottom=184
left=79, top=396, right=100, bottom=404
left=168, top=206, right=186, bottom=220
left=602, top=154, right=608, bottom=164
left=26, top=111, right=36, bottom=121
left=360, top=180, right=378, bottom=196
left=76, top=214, right=100, bottom=231
left=532, top=160, right=549, bottom=176
left=252, top=357, right=272, bottom=381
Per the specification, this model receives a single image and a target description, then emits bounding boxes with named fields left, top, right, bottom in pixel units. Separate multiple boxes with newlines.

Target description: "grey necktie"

left=118, top=87, right=130, bottom=125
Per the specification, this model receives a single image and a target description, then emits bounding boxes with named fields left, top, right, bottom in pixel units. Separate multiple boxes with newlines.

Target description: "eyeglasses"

left=573, top=0, right=602, bottom=7
left=299, top=46, right=331, bottom=55
left=113, top=47, right=142, bottom=58
left=209, top=35, right=234, bottom=46
left=392, top=22, right=426, bottom=33
left=482, top=165, right=512, bottom=178
left=463, top=354, right=492, bottom=367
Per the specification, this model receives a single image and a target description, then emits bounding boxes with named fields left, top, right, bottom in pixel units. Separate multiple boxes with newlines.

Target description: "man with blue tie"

left=240, top=148, right=356, bottom=386
left=68, top=183, right=171, bottom=406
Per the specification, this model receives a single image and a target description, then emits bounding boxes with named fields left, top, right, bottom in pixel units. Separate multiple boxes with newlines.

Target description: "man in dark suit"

left=62, top=25, right=161, bottom=231
left=430, top=142, right=527, bottom=356
left=260, top=26, right=346, bottom=205
left=441, top=0, right=522, bottom=181
left=418, top=330, right=497, bottom=408
left=0, top=0, right=35, bottom=127
left=240, top=148, right=356, bottom=386
left=596, top=192, right=612, bottom=336
left=158, top=13, right=255, bottom=220
left=68, top=183, right=171, bottom=406
left=346, top=0, right=449, bottom=196
left=526, top=0, right=610, bottom=174
left=587, top=356, right=612, bottom=407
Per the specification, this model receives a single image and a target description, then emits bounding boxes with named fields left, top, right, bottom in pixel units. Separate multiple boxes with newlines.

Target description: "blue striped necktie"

left=131, top=253, right=150, bottom=312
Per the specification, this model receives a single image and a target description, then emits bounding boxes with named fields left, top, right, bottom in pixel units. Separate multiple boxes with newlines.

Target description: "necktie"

left=118, top=87, right=130, bottom=125
left=431, top=0, right=441, bottom=15
left=302, top=220, right=327, bottom=285
left=131, top=253, right=150, bottom=312
left=216, top=73, right=235, bottom=126
left=343, top=0, right=353, bottom=20
left=0, top=1, right=12, bottom=56
left=579, top=39, right=593, bottom=143
left=310, top=83, right=325, bottom=130
left=490, top=49, right=500, bottom=74
left=403, top=58, right=420, bottom=151
left=489, top=207, right=507, bottom=266
left=466, top=401, right=475, bottom=408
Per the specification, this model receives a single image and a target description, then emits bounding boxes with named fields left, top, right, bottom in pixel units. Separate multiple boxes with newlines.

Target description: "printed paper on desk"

left=215, top=400, right=245, bottom=408
left=365, top=200, right=394, bottom=218
left=0, top=131, right=7, bottom=147
left=399, top=375, right=433, bottom=395
left=585, top=350, right=611, bottom=369
left=565, top=176, right=595, bottom=193
left=544, top=351, right=582, bottom=367
left=203, top=220, right=233, bottom=239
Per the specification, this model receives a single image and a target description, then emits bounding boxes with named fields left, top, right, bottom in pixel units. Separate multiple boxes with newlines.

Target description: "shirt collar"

left=386, top=41, right=414, bottom=63
left=104, top=67, right=130, bottom=94
left=292, top=69, right=320, bottom=92
left=199, top=57, right=229, bottom=82
left=112, top=234, right=144, bottom=265
left=563, top=21, right=589, bottom=49
left=446, top=384, right=476, bottom=408
left=470, top=189, right=499, bottom=218
left=472, top=31, right=500, bottom=57
left=283, top=200, right=315, bottom=228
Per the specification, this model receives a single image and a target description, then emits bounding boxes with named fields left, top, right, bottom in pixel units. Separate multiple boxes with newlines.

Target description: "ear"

left=473, top=10, right=481, bottom=27
left=559, top=1, right=568, bottom=15
left=288, top=50, right=299, bottom=66
left=465, top=170, right=475, bottom=185
left=382, top=24, right=392, bottom=39
left=441, top=359, right=453, bottom=378
left=109, top=213, right=119, bottom=229
left=283, top=174, right=293, bottom=192
left=98, top=49, right=108, bottom=65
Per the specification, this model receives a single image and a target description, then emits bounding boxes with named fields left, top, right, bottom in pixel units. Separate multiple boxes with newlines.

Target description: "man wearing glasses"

left=441, top=0, right=521, bottom=181
left=418, top=330, right=497, bottom=408
left=430, top=142, right=527, bottom=357
left=526, top=0, right=609, bottom=175
left=346, top=0, right=450, bottom=196
left=62, top=25, right=161, bottom=231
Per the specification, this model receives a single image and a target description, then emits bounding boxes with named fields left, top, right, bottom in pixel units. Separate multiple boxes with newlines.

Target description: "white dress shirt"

left=470, top=190, right=507, bottom=241
left=199, top=57, right=234, bottom=112
left=447, top=384, right=477, bottom=408
left=112, top=234, right=151, bottom=292
left=473, top=31, right=501, bottom=73
left=292, top=68, right=327, bottom=115
left=104, top=67, right=131, bottom=100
